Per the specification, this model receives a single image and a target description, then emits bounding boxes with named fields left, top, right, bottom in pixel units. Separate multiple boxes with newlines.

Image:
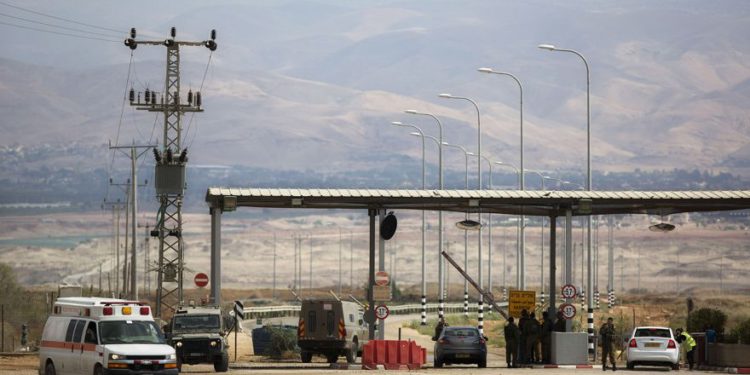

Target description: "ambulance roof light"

left=103, top=307, right=113, bottom=316
left=140, top=307, right=150, bottom=315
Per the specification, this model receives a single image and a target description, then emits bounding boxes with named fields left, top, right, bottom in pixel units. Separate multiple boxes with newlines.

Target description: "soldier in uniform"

left=518, top=309, right=529, bottom=364
left=600, top=317, right=617, bottom=371
left=541, top=311, right=554, bottom=364
left=524, top=312, right=541, bottom=364
left=504, top=317, right=520, bottom=368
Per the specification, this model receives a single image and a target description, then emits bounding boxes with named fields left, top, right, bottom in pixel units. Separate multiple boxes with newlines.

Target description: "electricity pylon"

left=124, top=27, right=217, bottom=318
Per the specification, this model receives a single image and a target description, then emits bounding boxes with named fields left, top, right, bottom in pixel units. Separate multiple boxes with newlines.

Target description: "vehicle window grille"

left=326, top=311, right=335, bottom=337
left=308, top=311, right=316, bottom=333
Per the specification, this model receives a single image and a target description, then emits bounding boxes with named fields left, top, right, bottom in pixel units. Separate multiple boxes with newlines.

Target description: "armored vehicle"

left=168, top=305, right=229, bottom=372
left=297, top=299, right=369, bottom=364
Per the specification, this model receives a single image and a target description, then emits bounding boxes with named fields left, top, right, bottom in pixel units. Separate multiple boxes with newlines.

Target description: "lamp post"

left=438, top=93, right=485, bottom=335
left=442, top=142, right=471, bottom=317
left=538, top=42, right=594, bottom=355
left=405, top=110, right=446, bottom=320
left=495, top=161, right=523, bottom=290
left=475, top=153, right=495, bottom=301
left=391, top=121, right=427, bottom=325
left=478, top=67, right=526, bottom=292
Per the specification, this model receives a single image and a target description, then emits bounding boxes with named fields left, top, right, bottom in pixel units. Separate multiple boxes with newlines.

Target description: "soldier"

left=524, top=312, right=541, bottom=364
left=553, top=310, right=567, bottom=332
left=600, top=317, right=617, bottom=371
left=541, top=311, right=554, bottom=364
left=433, top=316, right=447, bottom=341
left=504, top=317, right=520, bottom=368
left=518, top=309, right=529, bottom=364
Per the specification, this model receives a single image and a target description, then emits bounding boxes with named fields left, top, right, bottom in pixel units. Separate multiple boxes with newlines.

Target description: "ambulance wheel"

left=44, top=361, right=56, bottom=375
left=93, top=364, right=103, bottom=375
left=214, top=352, right=229, bottom=372
left=301, top=350, right=313, bottom=363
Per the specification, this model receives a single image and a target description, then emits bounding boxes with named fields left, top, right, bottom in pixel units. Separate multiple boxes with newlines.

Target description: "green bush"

left=730, top=318, right=750, bottom=344
left=267, top=326, right=298, bottom=359
left=687, top=307, right=727, bottom=333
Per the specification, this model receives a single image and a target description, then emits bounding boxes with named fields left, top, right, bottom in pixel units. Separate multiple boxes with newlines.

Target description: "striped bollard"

left=594, top=290, right=600, bottom=310
left=477, top=298, right=484, bottom=336
left=421, top=295, right=427, bottom=325
left=464, top=291, right=469, bottom=317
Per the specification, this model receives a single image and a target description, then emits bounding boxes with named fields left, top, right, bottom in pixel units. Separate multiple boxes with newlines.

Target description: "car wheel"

left=93, top=364, right=103, bottom=375
left=672, top=363, right=680, bottom=370
left=627, top=361, right=634, bottom=370
left=213, top=352, right=229, bottom=372
left=478, top=356, right=487, bottom=368
left=300, top=350, right=313, bottom=363
left=44, top=361, right=56, bottom=375
left=434, top=356, right=443, bottom=368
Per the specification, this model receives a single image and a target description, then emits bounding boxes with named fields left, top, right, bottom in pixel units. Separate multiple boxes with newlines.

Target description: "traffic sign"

left=508, top=290, right=536, bottom=318
left=375, top=304, right=390, bottom=320
left=194, top=272, right=209, bottom=288
left=559, top=303, right=576, bottom=319
left=375, top=271, right=390, bottom=286
left=373, top=285, right=392, bottom=301
left=234, top=300, right=244, bottom=320
left=561, top=284, right=577, bottom=299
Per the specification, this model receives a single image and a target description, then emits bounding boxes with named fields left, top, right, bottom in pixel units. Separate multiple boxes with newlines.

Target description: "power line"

left=0, top=0, right=123, bottom=35
left=0, top=11, right=121, bottom=39
left=186, top=51, right=214, bottom=148
left=0, top=20, right=120, bottom=42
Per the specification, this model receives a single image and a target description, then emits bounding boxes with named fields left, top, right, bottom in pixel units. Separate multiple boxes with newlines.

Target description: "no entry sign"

left=194, top=272, right=209, bottom=288
left=375, top=271, right=390, bottom=287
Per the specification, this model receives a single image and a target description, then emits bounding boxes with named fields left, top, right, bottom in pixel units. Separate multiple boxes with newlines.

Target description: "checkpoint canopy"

left=204, top=187, right=750, bottom=305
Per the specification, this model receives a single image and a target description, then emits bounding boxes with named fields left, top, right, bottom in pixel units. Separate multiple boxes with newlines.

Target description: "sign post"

left=194, top=273, right=209, bottom=288
left=508, top=290, right=536, bottom=318
left=233, top=300, right=243, bottom=362
left=375, top=304, right=390, bottom=320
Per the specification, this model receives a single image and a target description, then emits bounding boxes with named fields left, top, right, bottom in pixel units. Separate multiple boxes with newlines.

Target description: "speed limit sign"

left=375, top=304, right=390, bottom=320
left=561, top=284, right=578, bottom=299
left=559, top=303, right=577, bottom=320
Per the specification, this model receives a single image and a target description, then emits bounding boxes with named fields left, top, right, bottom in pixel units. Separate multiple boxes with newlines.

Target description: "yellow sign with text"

left=508, top=290, right=536, bottom=318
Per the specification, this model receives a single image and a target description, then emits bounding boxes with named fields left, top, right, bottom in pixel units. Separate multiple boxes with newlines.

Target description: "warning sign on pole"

left=508, top=290, right=536, bottom=318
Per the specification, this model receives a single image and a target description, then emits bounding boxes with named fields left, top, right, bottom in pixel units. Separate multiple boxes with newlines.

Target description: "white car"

left=626, top=326, right=680, bottom=370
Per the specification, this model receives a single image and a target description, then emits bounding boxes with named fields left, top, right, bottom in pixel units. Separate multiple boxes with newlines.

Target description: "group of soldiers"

left=503, top=309, right=566, bottom=367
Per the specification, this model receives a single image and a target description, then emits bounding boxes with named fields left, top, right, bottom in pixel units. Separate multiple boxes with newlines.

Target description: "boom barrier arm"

left=441, top=250, right=510, bottom=320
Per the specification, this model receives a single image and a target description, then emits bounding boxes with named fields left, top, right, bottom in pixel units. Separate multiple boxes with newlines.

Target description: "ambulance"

left=39, top=297, right=178, bottom=375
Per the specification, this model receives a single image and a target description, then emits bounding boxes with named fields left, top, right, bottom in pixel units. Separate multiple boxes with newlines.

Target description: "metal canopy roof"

left=205, top=188, right=750, bottom=216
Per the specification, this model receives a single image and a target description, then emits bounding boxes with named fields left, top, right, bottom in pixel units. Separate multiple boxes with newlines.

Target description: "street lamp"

left=478, top=67, right=527, bottom=292
left=442, top=141, right=472, bottom=317
left=474, top=153, right=496, bottom=301
left=495, top=161, right=523, bottom=290
left=539, top=42, right=593, bottom=354
left=439, top=93, right=485, bottom=335
left=405, top=110, right=446, bottom=321
left=391, top=121, right=428, bottom=325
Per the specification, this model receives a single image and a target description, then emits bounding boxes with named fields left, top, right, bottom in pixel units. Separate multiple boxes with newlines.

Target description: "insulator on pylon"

left=145, top=89, right=151, bottom=103
left=196, top=92, right=202, bottom=107
left=165, top=148, right=173, bottom=163
left=205, top=40, right=217, bottom=51
left=173, top=91, right=179, bottom=105
left=187, top=90, right=193, bottom=105
left=153, top=149, right=162, bottom=164
left=129, top=88, right=135, bottom=102
left=211, top=29, right=216, bottom=40
left=130, top=28, right=136, bottom=39
left=151, top=92, right=157, bottom=105
left=179, top=148, right=188, bottom=163
left=171, top=27, right=176, bottom=38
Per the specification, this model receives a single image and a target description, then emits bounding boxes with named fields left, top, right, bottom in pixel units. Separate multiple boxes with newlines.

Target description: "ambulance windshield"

left=173, top=314, right=221, bottom=332
left=99, top=321, right=165, bottom=345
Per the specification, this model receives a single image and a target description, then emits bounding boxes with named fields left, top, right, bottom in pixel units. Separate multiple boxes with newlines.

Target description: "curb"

left=697, top=365, right=750, bottom=374
left=527, top=364, right=594, bottom=369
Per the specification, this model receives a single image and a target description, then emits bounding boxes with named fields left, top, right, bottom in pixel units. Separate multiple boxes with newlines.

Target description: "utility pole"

left=110, top=143, right=152, bottom=300
left=125, top=27, right=216, bottom=317
left=103, top=198, right=126, bottom=296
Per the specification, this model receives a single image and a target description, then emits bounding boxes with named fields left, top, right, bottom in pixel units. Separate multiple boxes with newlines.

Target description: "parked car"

left=626, top=326, right=680, bottom=370
left=433, top=326, right=487, bottom=368
left=297, top=299, right=369, bottom=363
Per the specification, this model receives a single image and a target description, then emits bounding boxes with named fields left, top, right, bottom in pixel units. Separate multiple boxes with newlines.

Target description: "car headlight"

left=168, top=353, right=176, bottom=360
left=175, top=341, right=183, bottom=348
left=109, top=353, right=123, bottom=360
left=210, top=340, right=218, bottom=347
